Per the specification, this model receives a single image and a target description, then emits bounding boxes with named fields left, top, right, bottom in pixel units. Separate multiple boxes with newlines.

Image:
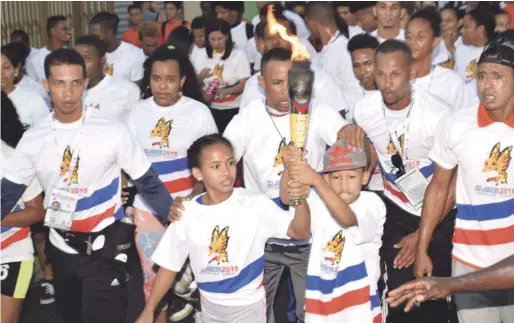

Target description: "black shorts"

left=0, top=260, right=34, bottom=298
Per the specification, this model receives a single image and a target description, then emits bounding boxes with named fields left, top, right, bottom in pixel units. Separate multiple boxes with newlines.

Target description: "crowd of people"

left=1, top=1, right=514, bottom=323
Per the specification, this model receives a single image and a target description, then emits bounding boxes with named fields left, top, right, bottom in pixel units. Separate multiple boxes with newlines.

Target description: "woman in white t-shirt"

left=1, top=45, right=50, bottom=128
left=1, top=92, right=44, bottom=323
left=136, top=134, right=311, bottom=323
left=192, top=19, right=251, bottom=133
left=437, top=4, right=465, bottom=68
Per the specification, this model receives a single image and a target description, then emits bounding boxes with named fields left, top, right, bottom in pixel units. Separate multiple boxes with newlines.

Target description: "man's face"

left=373, top=2, right=403, bottom=29
left=477, top=62, right=514, bottom=113
left=141, top=35, right=159, bottom=57
left=90, top=24, right=108, bottom=41
left=10, top=35, right=27, bottom=46
left=52, top=21, right=72, bottom=43
left=375, top=51, right=411, bottom=105
left=165, top=3, right=180, bottom=21
left=460, top=15, right=481, bottom=46
left=74, top=44, right=104, bottom=82
left=201, top=2, right=213, bottom=17
left=258, top=59, right=292, bottom=111
left=129, top=8, right=144, bottom=26
left=351, top=48, right=376, bottom=90
left=217, top=7, right=237, bottom=24
left=264, top=20, right=294, bottom=52
left=337, top=6, right=356, bottom=26
left=406, top=18, right=439, bottom=62
left=293, top=5, right=305, bottom=16
left=43, top=64, right=88, bottom=115
left=356, top=7, right=378, bottom=32
left=192, top=28, right=206, bottom=48
left=495, top=14, right=511, bottom=33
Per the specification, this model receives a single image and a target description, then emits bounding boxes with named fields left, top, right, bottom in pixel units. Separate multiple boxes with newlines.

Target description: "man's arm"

left=1, top=194, right=44, bottom=227
left=287, top=199, right=311, bottom=241
left=132, top=167, right=172, bottom=222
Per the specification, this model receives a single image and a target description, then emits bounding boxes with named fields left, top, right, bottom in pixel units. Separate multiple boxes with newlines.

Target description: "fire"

left=266, top=5, right=311, bottom=62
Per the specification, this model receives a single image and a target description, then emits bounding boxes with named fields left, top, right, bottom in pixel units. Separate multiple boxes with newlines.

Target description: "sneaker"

left=169, top=300, right=194, bottom=322
left=40, top=280, right=56, bottom=305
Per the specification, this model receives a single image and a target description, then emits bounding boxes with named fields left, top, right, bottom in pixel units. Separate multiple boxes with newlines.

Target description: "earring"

left=14, top=72, right=18, bottom=77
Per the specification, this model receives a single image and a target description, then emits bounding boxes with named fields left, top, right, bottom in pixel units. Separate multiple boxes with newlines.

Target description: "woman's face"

left=1, top=54, right=18, bottom=93
left=460, top=15, right=481, bottom=45
left=150, top=59, right=185, bottom=106
left=208, top=31, right=227, bottom=53
left=441, top=8, right=461, bottom=36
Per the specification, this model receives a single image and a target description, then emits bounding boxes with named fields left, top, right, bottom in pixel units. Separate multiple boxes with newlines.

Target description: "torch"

left=266, top=5, right=314, bottom=206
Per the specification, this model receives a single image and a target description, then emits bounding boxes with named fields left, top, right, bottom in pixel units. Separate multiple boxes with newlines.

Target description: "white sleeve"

left=25, top=58, right=39, bottom=82
left=448, top=78, right=469, bottom=111
left=245, top=38, right=258, bottom=64
left=313, top=71, right=349, bottom=113
left=21, top=177, right=43, bottom=202
left=127, top=84, right=141, bottom=113
left=240, top=79, right=262, bottom=110
left=223, top=113, right=248, bottom=162
left=347, top=194, right=386, bottom=245
left=199, top=106, right=219, bottom=135
left=29, top=95, right=50, bottom=125
left=3, top=135, right=37, bottom=186
left=428, top=114, right=458, bottom=170
left=125, top=108, right=138, bottom=136
left=131, top=51, right=146, bottom=82
left=117, top=123, right=151, bottom=179
left=315, top=104, right=347, bottom=146
left=152, top=220, right=189, bottom=272
left=257, top=195, right=293, bottom=240
left=236, top=50, right=251, bottom=80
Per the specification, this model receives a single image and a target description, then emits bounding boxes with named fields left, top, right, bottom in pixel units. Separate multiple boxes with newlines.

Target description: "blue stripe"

left=1, top=205, right=23, bottom=233
left=196, top=195, right=204, bottom=204
left=383, top=162, right=434, bottom=184
left=457, top=198, right=514, bottom=222
left=113, top=207, right=124, bottom=220
left=370, top=292, right=380, bottom=309
left=1, top=226, right=13, bottom=233
left=198, top=256, right=264, bottom=293
left=152, top=157, right=188, bottom=175
left=306, top=261, right=368, bottom=295
left=272, top=197, right=289, bottom=211
left=75, top=178, right=119, bottom=212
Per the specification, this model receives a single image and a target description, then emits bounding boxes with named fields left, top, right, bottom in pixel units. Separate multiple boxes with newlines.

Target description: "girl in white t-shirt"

left=1, top=45, right=50, bottom=128
left=437, top=4, right=464, bottom=69
left=1, top=92, right=44, bottom=323
left=192, top=19, right=251, bottom=133
left=136, top=134, right=311, bottom=323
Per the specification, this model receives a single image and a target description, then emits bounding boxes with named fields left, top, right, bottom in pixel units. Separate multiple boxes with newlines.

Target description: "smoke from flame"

left=266, top=5, right=311, bottom=62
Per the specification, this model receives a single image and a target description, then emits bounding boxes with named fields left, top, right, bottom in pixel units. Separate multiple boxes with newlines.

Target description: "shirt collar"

left=230, top=20, right=242, bottom=29
left=477, top=103, right=514, bottom=128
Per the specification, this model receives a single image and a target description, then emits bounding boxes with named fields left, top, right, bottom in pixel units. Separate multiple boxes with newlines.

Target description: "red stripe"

left=257, top=280, right=264, bottom=289
left=164, top=176, right=195, bottom=194
left=71, top=205, right=116, bottom=232
left=213, top=94, right=239, bottom=103
left=383, top=179, right=409, bottom=203
left=452, top=255, right=483, bottom=270
left=453, top=224, right=514, bottom=246
left=305, top=285, right=370, bottom=316
left=1, top=227, right=30, bottom=250
left=373, top=313, right=382, bottom=323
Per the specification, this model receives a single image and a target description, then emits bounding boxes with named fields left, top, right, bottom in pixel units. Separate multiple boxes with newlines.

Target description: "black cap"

left=479, top=30, right=514, bottom=69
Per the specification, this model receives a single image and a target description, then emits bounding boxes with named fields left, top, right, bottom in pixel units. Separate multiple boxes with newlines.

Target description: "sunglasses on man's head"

left=391, top=153, right=406, bottom=179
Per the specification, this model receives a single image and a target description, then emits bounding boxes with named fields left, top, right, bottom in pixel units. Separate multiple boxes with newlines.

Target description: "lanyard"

left=265, top=101, right=287, bottom=146
left=382, top=96, right=414, bottom=160
left=52, top=108, right=88, bottom=186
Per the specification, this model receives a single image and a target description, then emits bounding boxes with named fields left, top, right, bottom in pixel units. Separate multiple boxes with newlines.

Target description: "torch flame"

left=266, top=5, right=311, bottom=62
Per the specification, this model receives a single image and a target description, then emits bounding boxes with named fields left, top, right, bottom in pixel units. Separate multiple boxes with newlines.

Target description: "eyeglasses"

left=391, top=152, right=406, bottom=179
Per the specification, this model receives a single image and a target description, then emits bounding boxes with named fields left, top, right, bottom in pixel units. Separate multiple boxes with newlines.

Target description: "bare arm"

left=280, top=168, right=293, bottom=205
left=144, top=268, right=177, bottom=312
left=440, top=167, right=457, bottom=218
left=1, top=194, right=44, bottom=227
left=312, top=174, right=357, bottom=227
left=287, top=200, right=311, bottom=241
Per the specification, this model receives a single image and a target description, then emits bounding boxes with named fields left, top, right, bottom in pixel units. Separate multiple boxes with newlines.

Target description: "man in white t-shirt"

left=224, top=47, right=349, bottom=323
left=334, top=2, right=364, bottom=38
left=90, top=12, right=146, bottom=85
left=26, top=15, right=70, bottom=84
left=216, top=2, right=254, bottom=50
left=370, top=1, right=406, bottom=43
left=305, top=2, right=363, bottom=114
left=415, top=31, right=514, bottom=323
left=353, top=2, right=379, bottom=33
left=1, top=48, right=172, bottom=323
left=406, top=8, right=475, bottom=110
left=340, top=39, right=456, bottom=323
left=74, top=35, right=140, bottom=123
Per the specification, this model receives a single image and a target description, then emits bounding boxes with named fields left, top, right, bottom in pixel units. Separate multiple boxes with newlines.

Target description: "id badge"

left=44, top=189, right=79, bottom=230
left=394, top=168, right=428, bottom=210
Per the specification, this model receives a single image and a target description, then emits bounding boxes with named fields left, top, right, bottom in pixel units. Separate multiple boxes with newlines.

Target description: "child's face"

left=323, top=168, right=370, bottom=204
left=193, top=143, right=237, bottom=195
left=495, top=14, right=510, bottom=33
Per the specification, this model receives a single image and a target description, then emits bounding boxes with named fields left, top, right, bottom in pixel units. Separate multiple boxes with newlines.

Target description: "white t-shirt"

left=252, top=10, right=311, bottom=41
left=17, top=75, right=50, bottom=106
left=190, top=44, right=203, bottom=63
left=411, top=65, right=473, bottom=111
left=240, top=69, right=349, bottom=117
left=104, top=41, right=146, bottom=82
left=370, top=28, right=405, bottom=43
left=429, top=104, right=514, bottom=269
left=26, top=47, right=51, bottom=83
left=353, top=89, right=450, bottom=216
left=151, top=188, right=292, bottom=309
left=83, top=75, right=140, bottom=123
left=436, top=37, right=464, bottom=70
left=1, top=141, right=43, bottom=263
left=192, top=48, right=251, bottom=110
left=454, top=44, right=484, bottom=98
left=305, top=191, right=385, bottom=323
left=126, top=96, right=218, bottom=211
left=224, top=98, right=346, bottom=245
left=231, top=21, right=252, bottom=50
left=8, top=86, right=50, bottom=128
left=3, top=108, right=151, bottom=254
left=349, top=25, right=364, bottom=39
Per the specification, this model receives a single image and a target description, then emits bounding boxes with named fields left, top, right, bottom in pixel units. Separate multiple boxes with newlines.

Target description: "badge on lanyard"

left=395, top=168, right=428, bottom=210
left=45, top=189, right=79, bottom=230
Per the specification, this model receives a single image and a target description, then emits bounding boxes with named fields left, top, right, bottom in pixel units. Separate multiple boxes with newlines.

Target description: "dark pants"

left=380, top=198, right=457, bottom=323
left=210, top=107, right=238, bottom=134
left=48, top=242, right=144, bottom=323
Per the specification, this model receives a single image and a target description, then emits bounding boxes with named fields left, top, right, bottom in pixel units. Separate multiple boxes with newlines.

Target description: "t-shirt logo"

left=149, top=118, right=173, bottom=148
left=104, top=63, right=114, bottom=76
left=212, top=63, right=224, bottom=81
left=274, top=140, right=286, bottom=168
left=387, top=134, right=405, bottom=154
left=440, top=55, right=455, bottom=70
left=465, top=59, right=478, bottom=81
left=323, top=230, right=345, bottom=265
left=60, top=145, right=79, bottom=184
left=483, top=142, right=512, bottom=185
left=208, top=225, right=229, bottom=265
left=94, top=104, right=100, bottom=110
